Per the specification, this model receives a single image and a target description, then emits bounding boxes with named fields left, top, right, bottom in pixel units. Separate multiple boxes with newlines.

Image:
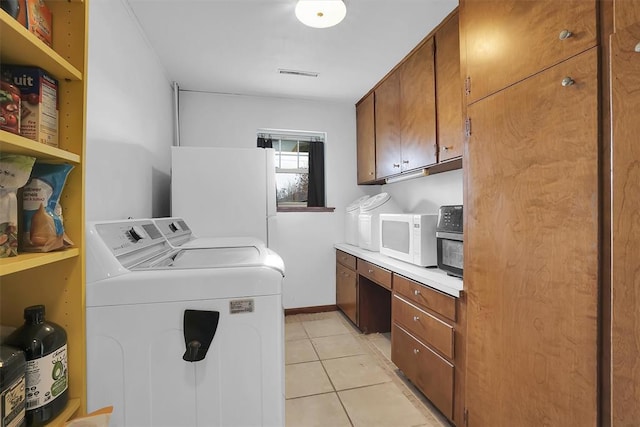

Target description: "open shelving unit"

left=0, top=1, right=88, bottom=424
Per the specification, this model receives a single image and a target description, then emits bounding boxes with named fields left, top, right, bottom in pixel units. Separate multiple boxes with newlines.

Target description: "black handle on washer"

left=182, top=310, right=220, bottom=362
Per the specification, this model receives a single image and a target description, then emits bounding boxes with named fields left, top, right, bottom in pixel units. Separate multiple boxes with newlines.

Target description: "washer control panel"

left=94, top=220, right=170, bottom=267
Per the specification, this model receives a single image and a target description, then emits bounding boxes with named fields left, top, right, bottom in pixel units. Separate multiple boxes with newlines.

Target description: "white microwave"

left=379, top=213, right=438, bottom=267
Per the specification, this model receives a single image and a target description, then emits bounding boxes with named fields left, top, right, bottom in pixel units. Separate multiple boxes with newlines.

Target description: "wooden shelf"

left=48, top=398, right=81, bottom=427
left=0, top=9, right=82, bottom=82
left=0, top=131, right=81, bottom=164
left=0, top=248, right=80, bottom=277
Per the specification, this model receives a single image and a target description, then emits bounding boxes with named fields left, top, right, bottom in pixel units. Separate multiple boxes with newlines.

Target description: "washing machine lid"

left=180, top=236, right=267, bottom=249
left=346, top=195, right=370, bottom=212
left=360, top=192, right=391, bottom=212
left=132, top=245, right=285, bottom=275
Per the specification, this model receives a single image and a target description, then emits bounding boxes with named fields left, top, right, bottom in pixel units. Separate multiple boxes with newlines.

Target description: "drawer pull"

left=558, top=29, right=573, bottom=40
left=414, top=289, right=421, bottom=296
left=413, top=348, right=420, bottom=354
left=413, top=316, right=420, bottom=322
left=561, top=77, right=575, bottom=87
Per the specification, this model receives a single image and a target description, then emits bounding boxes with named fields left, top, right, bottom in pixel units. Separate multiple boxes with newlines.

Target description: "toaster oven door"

left=436, top=232, right=463, bottom=278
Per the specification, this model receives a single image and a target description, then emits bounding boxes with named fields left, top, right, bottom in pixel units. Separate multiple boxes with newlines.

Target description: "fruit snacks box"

left=1, top=66, right=58, bottom=147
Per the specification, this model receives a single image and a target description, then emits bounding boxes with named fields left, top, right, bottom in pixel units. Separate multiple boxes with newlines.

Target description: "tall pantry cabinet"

left=0, top=1, right=88, bottom=424
left=460, top=1, right=600, bottom=425
left=610, top=0, right=640, bottom=424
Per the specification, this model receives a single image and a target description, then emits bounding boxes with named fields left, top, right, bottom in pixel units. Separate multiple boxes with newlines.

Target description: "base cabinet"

left=392, top=274, right=463, bottom=425
left=392, top=324, right=454, bottom=420
left=336, top=262, right=357, bottom=325
left=336, top=251, right=358, bottom=325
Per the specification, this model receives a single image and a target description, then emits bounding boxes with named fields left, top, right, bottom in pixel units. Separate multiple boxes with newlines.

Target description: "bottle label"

left=25, top=344, right=68, bottom=411
left=1, top=374, right=26, bottom=427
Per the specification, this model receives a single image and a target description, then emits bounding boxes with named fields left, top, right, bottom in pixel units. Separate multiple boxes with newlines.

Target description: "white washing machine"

left=85, top=219, right=285, bottom=427
left=344, top=195, right=370, bottom=246
left=152, top=217, right=265, bottom=249
left=358, top=192, right=402, bottom=251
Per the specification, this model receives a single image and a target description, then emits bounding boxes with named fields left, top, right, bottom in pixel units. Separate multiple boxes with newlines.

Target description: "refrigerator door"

left=171, top=147, right=273, bottom=244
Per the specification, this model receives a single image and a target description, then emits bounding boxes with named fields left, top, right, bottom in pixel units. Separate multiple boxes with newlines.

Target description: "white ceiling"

left=126, top=0, right=459, bottom=104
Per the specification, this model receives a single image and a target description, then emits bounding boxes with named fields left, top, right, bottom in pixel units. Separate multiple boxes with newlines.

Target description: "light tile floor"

left=285, top=311, right=451, bottom=427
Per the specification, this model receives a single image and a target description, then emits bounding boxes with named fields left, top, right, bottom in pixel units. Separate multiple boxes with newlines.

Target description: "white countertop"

left=334, top=243, right=464, bottom=298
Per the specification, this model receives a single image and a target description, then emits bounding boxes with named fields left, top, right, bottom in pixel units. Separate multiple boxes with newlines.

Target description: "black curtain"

left=307, top=141, right=325, bottom=207
left=257, top=136, right=273, bottom=148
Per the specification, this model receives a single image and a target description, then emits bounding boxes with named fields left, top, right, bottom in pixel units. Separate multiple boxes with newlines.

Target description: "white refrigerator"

left=170, top=147, right=277, bottom=246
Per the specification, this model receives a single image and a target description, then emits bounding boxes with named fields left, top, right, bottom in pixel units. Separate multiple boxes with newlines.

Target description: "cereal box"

left=15, top=0, right=53, bottom=47
left=1, top=66, right=58, bottom=147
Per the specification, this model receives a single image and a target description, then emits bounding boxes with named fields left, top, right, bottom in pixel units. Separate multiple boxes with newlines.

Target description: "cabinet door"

left=356, top=93, right=376, bottom=183
left=611, top=24, right=640, bottom=425
left=336, top=263, right=357, bottom=325
left=400, top=38, right=437, bottom=171
left=614, top=0, right=640, bottom=32
left=465, top=48, right=598, bottom=426
left=461, top=0, right=597, bottom=103
left=375, top=71, right=401, bottom=179
left=436, top=12, right=463, bottom=162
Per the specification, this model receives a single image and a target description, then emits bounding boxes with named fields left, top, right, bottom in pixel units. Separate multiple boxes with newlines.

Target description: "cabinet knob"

left=413, top=316, right=420, bottom=322
left=368, top=269, right=374, bottom=273
left=635, top=42, right=640, bottom=53
left=393, top=163, right=401, bottom=168
left=413, top=348, right=420, bottom=355
left=559, top=29, right=573, bottom=40
left=402, top=160, right=409, bottom=164
left=561, top=77, right=575, bottom=87
left=414, top=289, right=421, bottom=296
left=369, top=171, right=374, bottom=175
left=442, top=146, right=450, bottom=152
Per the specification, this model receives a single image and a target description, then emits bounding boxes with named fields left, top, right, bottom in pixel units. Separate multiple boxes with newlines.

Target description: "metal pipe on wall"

left=172, top=81, right=180, bottom=146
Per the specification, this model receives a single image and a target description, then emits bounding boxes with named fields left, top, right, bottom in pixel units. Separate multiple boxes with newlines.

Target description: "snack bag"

left=22, top=163, right=74, bottom=252
left=0, top=154, right=36, bottom=257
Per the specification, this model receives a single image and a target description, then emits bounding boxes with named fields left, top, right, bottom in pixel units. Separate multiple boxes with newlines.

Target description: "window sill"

left=277, top=206, right=336, bottom=213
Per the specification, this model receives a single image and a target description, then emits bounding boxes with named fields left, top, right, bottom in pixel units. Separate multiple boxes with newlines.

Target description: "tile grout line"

left=317, top=350, right=355, bottom=427
left=332, top=312, right=449, bottom=426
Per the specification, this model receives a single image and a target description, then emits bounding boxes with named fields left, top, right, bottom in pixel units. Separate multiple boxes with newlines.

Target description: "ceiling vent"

left=278, top=69, right=319, bottom=77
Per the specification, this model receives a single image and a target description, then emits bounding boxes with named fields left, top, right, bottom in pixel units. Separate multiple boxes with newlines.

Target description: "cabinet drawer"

left=358, top=260, right=392, bottom=290
left=394, top=274, right=456, bottom=321
left=336, top=250, right=356, bottom=270
left=393, top=295, right=454, bottom=360
left=392, top=324, right=454, bottom=420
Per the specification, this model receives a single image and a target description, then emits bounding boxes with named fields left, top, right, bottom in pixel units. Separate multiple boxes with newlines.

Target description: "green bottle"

left=4, top=306, right=68, bottom=426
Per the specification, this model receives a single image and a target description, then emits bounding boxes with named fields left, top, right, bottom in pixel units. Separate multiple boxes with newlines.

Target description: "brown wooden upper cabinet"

left=435, top=12, right=463, bottom=162
left=356, top=93, right=376, bottom=184
left=375, top=38, right=437, bottom=180
left=461, top=0, right=598, bottom=104
left=374, top=68, right=402, bottom=179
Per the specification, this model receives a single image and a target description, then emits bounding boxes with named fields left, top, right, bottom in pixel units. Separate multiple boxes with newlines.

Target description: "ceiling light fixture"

left=295, top=0, right=347, bottom=29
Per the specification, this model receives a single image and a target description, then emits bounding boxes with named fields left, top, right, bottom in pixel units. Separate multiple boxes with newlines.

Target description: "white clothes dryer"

left=85, top=219, right=285, bottom=427
left=151, top=217, right=265, bottom=250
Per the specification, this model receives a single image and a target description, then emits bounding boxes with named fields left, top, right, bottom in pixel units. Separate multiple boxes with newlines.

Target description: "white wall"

left=85, top=0, right=174, bottom=221
left=382, top=169, right=464, bottom=213
left=179, top=91, right=377, bottom=308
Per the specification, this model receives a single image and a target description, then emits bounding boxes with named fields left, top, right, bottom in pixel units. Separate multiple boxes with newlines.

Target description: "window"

left=257, top=129, right=326, bottom=209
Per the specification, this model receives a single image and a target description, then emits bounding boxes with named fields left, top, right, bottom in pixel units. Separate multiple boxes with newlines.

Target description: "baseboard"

left=284, top=305, right=338, bottom=316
